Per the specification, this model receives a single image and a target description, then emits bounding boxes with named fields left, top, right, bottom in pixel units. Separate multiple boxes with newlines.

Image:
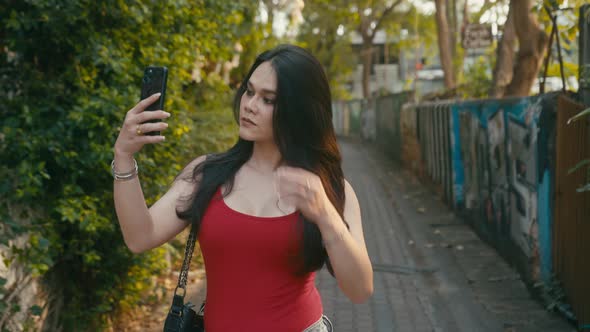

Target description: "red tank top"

left=198, top=188, right=323, bottom=331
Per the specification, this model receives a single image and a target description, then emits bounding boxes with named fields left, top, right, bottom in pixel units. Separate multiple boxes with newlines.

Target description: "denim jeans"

left=302, top=315, right=333, bottom=332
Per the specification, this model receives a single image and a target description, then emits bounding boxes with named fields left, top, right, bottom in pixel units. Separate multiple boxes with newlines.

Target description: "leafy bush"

left=0, top=1, right=244, bottom=329
left=458, top=54, right=494, bottom=100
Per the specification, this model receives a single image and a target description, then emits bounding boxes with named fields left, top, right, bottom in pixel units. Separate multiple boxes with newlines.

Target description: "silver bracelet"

left=111, top=158, right=138, bottom=181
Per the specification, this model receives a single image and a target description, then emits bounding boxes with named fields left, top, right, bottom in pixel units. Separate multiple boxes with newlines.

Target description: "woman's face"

left=238, top=61, right=277, bottom=143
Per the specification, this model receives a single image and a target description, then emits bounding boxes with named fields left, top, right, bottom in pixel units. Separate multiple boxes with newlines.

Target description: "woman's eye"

left=246, top=89, right=254, bottom=96
left=264, top=98, right=275, bottom=105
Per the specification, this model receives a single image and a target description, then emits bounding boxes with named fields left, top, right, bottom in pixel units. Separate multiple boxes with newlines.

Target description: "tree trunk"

left=361, top=41, right=373, bottom=98
left=262, top=0, right=278, bottom=34
left=355, top=1, right=402, bottom=98
left=463, top=0, right=469, bottom=27
left=448, top=0, right=458, bottom=59
left=504, top=0, right=549, bottom=97
left=435, top=0, right=456, bottom=89
left=490, top=4, right=516, bottom=98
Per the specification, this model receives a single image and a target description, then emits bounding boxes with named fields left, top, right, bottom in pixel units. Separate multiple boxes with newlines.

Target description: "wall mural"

left=337, top=92, right=558, bottom=283
left=450, top=96, right=553, bottom=279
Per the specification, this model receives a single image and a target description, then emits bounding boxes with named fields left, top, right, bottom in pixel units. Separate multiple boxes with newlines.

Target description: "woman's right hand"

left=113, top=93, right=171, bottom=159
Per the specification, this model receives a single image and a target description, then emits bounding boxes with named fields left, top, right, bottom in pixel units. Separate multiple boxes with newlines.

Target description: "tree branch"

left=473, top=0, right=495, bottom=23
left=370, top=0, right=404, bottom=40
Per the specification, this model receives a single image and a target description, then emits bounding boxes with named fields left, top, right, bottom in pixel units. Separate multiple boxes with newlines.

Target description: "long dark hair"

left=177, top=44, right=346, bottom=274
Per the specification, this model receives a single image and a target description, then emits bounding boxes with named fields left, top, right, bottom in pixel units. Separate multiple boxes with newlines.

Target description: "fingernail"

left=161, top=136, right=166, bottom=141
left=165, top=112, right=171, bottom=117
left=154, top=92, right=161, bottom=97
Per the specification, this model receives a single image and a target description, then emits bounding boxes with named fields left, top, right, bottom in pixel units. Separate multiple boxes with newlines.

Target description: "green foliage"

left=392, top=5, right=438, bottom=67
left=464, top=0, right=581, bottom=96
left=538, top=2, right=590, bottom=193
left=536, top=0, right=580, bottom=84
left=458, top=54, right=495, bottom=99
left=566, top=107, right=590, bottom=125
left=0, top=0, right=248, bottom=329
left=295, top=1, right=439, bottom=100
left=228, top=2, right=284, bottom=88
left=296, top=0, right=357, bottom=100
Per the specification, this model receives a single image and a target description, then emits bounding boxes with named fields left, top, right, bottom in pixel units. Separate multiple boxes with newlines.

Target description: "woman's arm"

left=275, top=167, right=373, bottom=303
left=112, top=93, right=205, bottom=253
left=114, top=155, right=204, bottom=253
left=316, top=180, right=373, bottom=303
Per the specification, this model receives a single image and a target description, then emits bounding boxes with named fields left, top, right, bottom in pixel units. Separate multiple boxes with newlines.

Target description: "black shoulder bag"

left=163, top=222, right=205, bottom=332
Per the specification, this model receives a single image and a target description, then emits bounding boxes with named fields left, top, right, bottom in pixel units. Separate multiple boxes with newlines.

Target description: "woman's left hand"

left=274, top=166, right=335, bottom=224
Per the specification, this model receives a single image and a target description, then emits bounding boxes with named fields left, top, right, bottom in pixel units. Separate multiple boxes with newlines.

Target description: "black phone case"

left=140, top=66, right=168, bottom=135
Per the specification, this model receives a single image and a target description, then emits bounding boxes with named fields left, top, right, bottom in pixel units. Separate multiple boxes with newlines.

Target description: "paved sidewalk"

left=315, top=138, right=574, bottom=332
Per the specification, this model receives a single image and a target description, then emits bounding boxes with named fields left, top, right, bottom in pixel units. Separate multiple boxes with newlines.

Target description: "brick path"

left=315, top=138, right=574, bottom=332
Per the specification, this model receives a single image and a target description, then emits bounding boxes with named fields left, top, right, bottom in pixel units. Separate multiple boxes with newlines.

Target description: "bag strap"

left=173, top=154, right=212, bottom=298
left=175, top=220, right=198, bottom=294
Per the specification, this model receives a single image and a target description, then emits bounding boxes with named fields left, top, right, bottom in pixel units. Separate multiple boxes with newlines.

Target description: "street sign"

left=461, top=24, right=493, bottom=49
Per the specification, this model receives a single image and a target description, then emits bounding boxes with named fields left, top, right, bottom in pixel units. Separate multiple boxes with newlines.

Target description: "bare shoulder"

left=342, top=178, right=366, bottom=246
left=343, top=179, right=360, bottom=214
left=187, top=154, right=208, bottom=171
left=175, top=155, right=208, bottom=184
left=151, top=154, right=208, bottom=211
left=343, top=179, right=361, bottom=222
left=145, top=154, right=209, bottom=249
left=344, top=179, right=355, bottom=195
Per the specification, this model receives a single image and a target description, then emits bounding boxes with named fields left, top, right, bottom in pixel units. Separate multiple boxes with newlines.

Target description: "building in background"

left=346, top=30, right=444, bottom=100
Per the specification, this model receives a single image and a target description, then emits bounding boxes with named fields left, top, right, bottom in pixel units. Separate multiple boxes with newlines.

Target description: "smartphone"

left=140, top=66, right=168, bottom=135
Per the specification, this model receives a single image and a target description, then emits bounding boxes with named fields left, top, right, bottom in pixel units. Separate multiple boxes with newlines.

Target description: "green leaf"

left=577, top=183, right=590, bottom=192
left=567, top=107, right=590, bottom=125
left=10, top=304, right=21, bottom=313
left=38, top=237, right=50, bottom=250
left=568, top=158, right=590, bottom=174
left=30, top=305, right=43, bottom=316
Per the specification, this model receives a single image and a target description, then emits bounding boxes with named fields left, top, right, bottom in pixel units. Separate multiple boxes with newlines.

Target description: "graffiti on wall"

left=453, top=103, right=510, bottom=237
left=337, top=92, right=558, bottom=282
left=487, top=107, right=510, bottom=237
left=363, top=91, right=585, bottom=321
left=450, top=96, right=552, bottom=263
left=506, top=98, right=544, bottom=259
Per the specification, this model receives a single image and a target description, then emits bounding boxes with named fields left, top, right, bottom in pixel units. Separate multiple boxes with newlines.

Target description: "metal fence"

left=374, top=92, right=413, bottom=160
left=398, top=101, right=455, bottom=205
left=332, top=99, right=363, bottom=137
left=333, top=91, right=590, bottom=327
left=419, top=102, right=454, bottom=205
left=400, top=102, right=423, bottom=176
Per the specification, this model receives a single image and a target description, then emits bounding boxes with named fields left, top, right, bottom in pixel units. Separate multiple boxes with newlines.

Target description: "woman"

left=112, top=44, right=373, bottom=331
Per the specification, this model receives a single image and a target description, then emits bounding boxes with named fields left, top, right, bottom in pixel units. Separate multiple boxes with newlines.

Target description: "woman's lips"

left=241, top=117, right=256, bottom=126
